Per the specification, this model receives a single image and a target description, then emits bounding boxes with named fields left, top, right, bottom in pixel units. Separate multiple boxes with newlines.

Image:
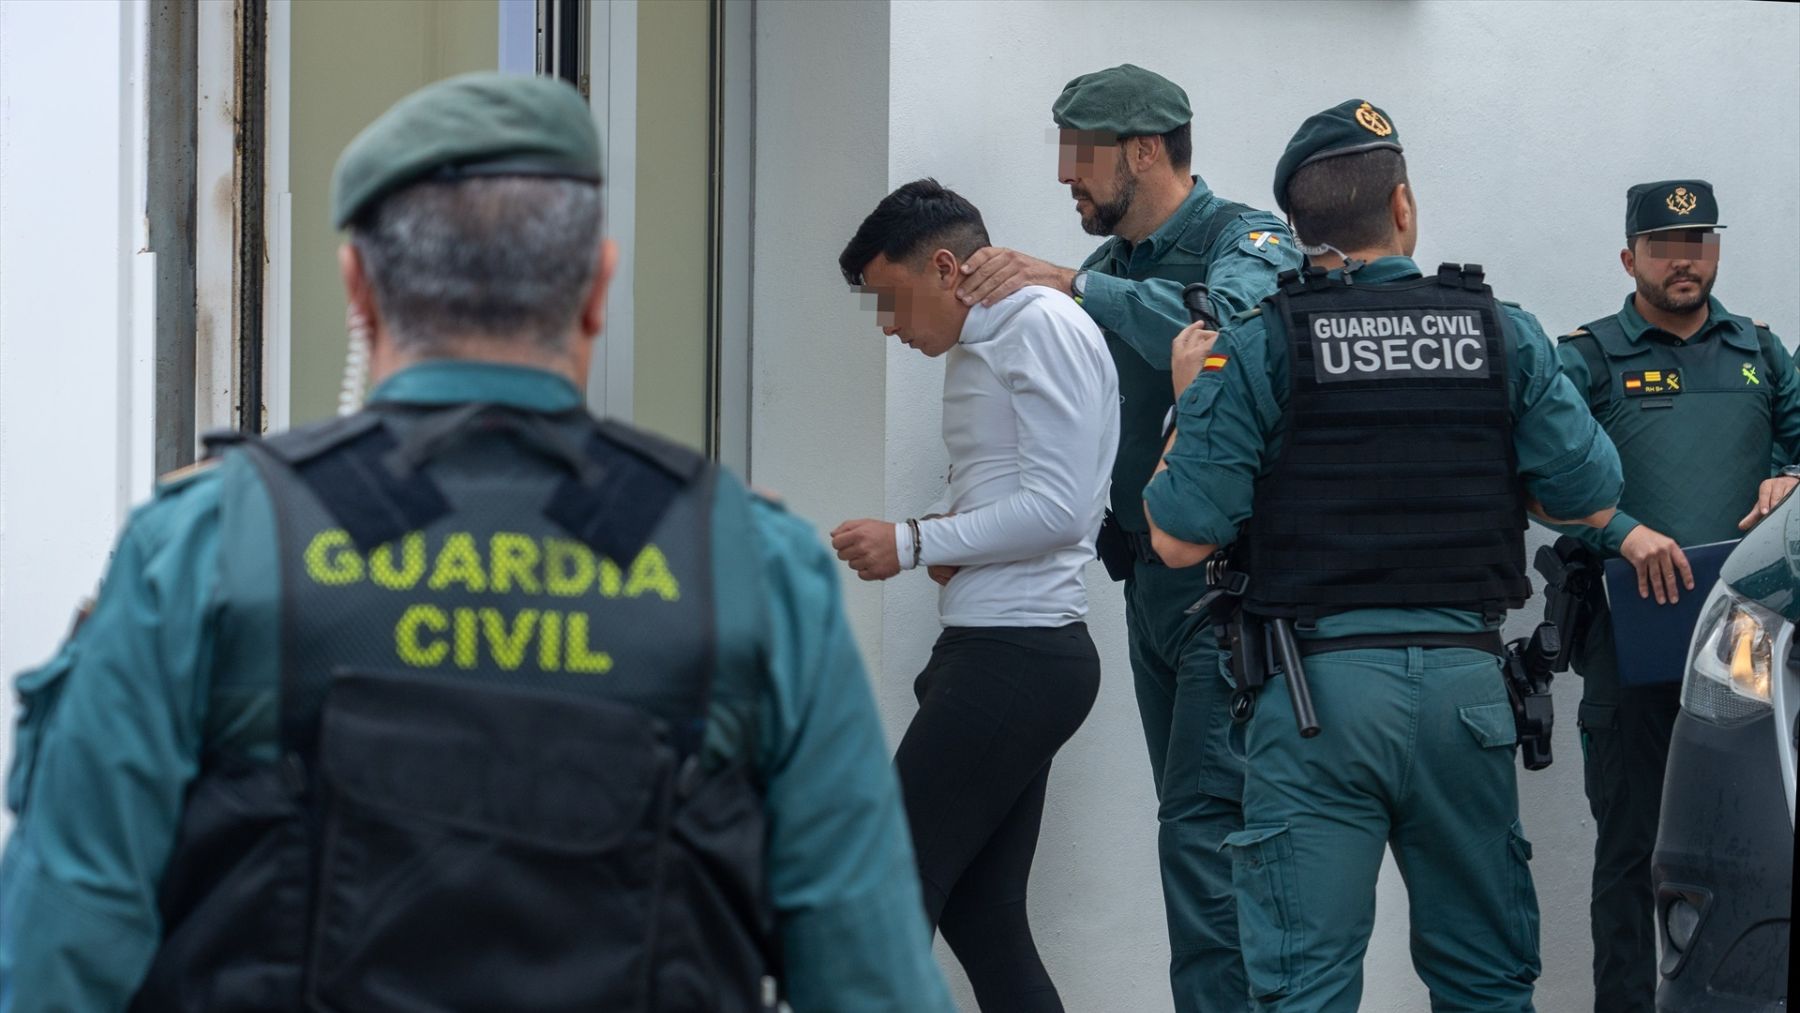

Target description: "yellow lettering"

left=395, top=604, right=448, bottom=666
left=481, top=608, right=538, bottom=671
left=304, top=529, right=363, bottom=586
left=538, top=611, right=562, bottom=671
left=454, top=607, right=478, bottom=669
left=429, top=533, right=487, bottom=592
left=370, top=533, right=426, bottom=590
left=624, top=545, right=681, bottom=601
left=564, top=613, right=613, bottom=674
left=598, top=557, right=623, bottom=598
left=545, top=539, right=595, bottom=596
left=489, top=534, right=542, bottom=594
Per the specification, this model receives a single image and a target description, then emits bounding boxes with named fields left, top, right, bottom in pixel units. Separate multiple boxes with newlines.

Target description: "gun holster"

left=1095, top=512, right=1135, bottom=582
left=1533, top=536, right=1603, bottom=673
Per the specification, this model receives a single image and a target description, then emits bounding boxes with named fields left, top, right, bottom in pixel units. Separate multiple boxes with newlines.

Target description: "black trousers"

left=894, top=623, right=1100, bottom=1013
left=1577, top=615, right=1681, bottom=1013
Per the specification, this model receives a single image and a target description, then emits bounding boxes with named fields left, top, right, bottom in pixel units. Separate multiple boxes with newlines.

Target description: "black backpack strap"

left=544, top=419, right=711, bottom=566
left=250, top=412, right=452, bottom=555
left=1194, top=199, right=1253, bottom=258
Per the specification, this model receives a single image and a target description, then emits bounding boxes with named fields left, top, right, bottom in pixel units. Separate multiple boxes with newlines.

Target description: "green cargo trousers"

left=1227, top=646, right=1541, bottom=1012
left=1126, top=561, right=1249, bottom=1012
left=1574, top=615, right=1679, bottom=1013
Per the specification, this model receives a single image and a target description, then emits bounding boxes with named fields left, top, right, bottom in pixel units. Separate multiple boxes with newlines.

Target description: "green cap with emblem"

left=1272, top=99, right=1403, bottom=212
left=331, top=71, right=602, bottom=229
left=1625, top=179, right=1723, bottom=237
left=1052, top=64, right=1191, bottom=138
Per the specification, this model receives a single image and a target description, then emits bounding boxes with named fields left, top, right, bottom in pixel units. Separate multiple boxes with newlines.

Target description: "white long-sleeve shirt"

left=896, top=285, right=1120, bottom=626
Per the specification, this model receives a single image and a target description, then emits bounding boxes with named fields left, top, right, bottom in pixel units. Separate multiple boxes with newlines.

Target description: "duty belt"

left=1294, top=630, right=1506, bottom=659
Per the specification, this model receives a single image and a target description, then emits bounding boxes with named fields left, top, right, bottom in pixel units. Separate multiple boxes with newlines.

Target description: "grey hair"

left=350, top=176, right=603, bottom=354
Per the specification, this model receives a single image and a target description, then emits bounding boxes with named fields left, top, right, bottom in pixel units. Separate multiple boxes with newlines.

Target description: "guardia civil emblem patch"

left=1665, top=187, right=1699, bottom=216
left=1355, top=102, right=1392, bottom=137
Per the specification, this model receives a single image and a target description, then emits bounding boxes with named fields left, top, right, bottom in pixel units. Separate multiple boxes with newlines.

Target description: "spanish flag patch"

left=1202, top=354, right=1229, bottom=373
left=1248, top=231, right=1280, bottom=248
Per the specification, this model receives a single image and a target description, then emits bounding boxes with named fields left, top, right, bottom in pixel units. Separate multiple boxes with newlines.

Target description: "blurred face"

left=1624, top=229, right=1720, bottom=314
left=858, top=250, right=966, bottom=357
left=1058, top=129, right=1137, bottom=236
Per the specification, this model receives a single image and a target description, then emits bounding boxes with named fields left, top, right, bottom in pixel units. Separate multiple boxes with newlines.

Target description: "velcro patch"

left=1621, top=369, right=1682, bottom=396
left=1307, top=309, right=1490, bottom=383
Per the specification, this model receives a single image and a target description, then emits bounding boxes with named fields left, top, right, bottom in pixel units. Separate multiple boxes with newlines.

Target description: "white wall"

left=0, top=0, right=157, bottom=841
left=871, top=1, right=1799, bottom=1009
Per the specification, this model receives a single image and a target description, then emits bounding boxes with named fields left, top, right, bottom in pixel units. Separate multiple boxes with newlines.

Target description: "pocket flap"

left=1459, top=701, right=1518, bottom=749
left=1222, top=822, right=1291, bottom=851
left=1576, top=699, right=1618, bottom=731
left=8, top=648, right=78, bottom=813
left=14, top=648, right=75, bottom=700
left=320, top=669, right=666, bottom=852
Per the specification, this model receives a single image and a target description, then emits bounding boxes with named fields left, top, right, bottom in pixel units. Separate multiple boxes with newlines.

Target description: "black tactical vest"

left=132, top=403, right=777, bottom=1012
left=1237, top=263, right=1531, bottom=620
left=1094, top=200, right=1250, bottom=532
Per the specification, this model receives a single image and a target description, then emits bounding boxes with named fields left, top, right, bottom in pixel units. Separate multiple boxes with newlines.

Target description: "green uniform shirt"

left=0, top=362, right=953, bottom=1013
left=1080, top=176, right=1302, bottom=532
left=1554, top=295, right=1800, bottom=555
left=1143, top=257, right=1623, bottom=638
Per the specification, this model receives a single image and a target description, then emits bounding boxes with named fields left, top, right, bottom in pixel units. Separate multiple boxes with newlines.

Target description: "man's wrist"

left=894, top=521, right=917, bottom=570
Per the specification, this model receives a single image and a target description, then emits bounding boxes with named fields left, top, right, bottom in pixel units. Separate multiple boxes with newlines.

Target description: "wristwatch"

left=1071, top=270, right=1089, bottom=300
left=1780, top=465, right=1800, bottom=479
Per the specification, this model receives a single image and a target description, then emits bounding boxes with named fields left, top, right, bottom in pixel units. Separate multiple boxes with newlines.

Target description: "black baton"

left=1267, top=617, right=1321, bottom=738
left=1181, top=282, right=1219, bottom=329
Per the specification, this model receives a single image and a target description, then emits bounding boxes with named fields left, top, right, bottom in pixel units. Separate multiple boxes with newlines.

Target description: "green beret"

left=1052, top=64, right=1191, bottom=138
left=1272, top=99, right=1403, bottom=212
left=1626, top=179, right=1724, bottom=237
left=331, top=72, right=602, bottom=229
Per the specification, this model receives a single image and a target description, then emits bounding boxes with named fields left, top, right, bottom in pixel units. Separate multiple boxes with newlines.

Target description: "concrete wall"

left=750, top=0, right=893, bottom=656
left=0, top=0, right=158, bottom=841
left=868, top=1, right=1798, bottom=1009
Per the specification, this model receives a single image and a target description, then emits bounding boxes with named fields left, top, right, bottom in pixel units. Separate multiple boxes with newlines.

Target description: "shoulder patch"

left=1557, top=328, right=1591, bottom=343
left=1236, top=230, right=1287, bottom=266
left=155, top=457, right=220, bottom=493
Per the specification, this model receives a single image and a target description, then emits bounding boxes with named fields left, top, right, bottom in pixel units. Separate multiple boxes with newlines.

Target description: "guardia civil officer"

left=1552, top=180, right=1800, bottom=1013
left=949, top=64, right=1300, bottom=1010
left=1143, top=100, right=1624, bottom=1011
left=0, top=74, right=954, bottom=1013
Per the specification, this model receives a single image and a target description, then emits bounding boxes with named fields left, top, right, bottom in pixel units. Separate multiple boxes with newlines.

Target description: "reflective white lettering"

left=1412, top=338, right=1441, bottom=370
left=1454, top=338, right=1485, bottom=371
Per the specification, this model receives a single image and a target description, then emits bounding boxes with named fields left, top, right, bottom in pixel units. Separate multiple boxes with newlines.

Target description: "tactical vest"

left=1561, top=313, right=1779, bottom=548
left=1237, top=263, right=1531, bottom=620
left=1095, top=200, right=1250, bottom=532
left=132, top=403, right=777, bottom=1012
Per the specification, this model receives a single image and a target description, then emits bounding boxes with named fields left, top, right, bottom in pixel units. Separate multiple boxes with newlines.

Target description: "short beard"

left=1079, top=158, right=1138, bottom=237
left=1636, top=270, right=1714, bottom=314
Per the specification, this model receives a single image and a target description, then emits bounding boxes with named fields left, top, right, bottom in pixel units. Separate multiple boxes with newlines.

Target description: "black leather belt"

left=1296, top=630, right=1506, bottom=658
left=1122, top=528, right=1163, bottom=566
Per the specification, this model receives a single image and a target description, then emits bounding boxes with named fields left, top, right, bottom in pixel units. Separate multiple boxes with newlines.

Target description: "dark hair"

left=1285, top=148, right=1409, bottom=253
left=839, top=178, right=990, bottom=285
left=352, top=177, right=602, bottom=354
left=1148, top=122, right=1191, bottom=170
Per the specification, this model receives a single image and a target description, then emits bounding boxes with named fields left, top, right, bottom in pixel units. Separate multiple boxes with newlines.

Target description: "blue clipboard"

left=1603, top=539, right=1739, bottom=687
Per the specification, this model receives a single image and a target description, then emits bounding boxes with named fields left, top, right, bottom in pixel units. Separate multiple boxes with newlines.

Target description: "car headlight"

left=1682, top=583, right=1780, bottom=726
